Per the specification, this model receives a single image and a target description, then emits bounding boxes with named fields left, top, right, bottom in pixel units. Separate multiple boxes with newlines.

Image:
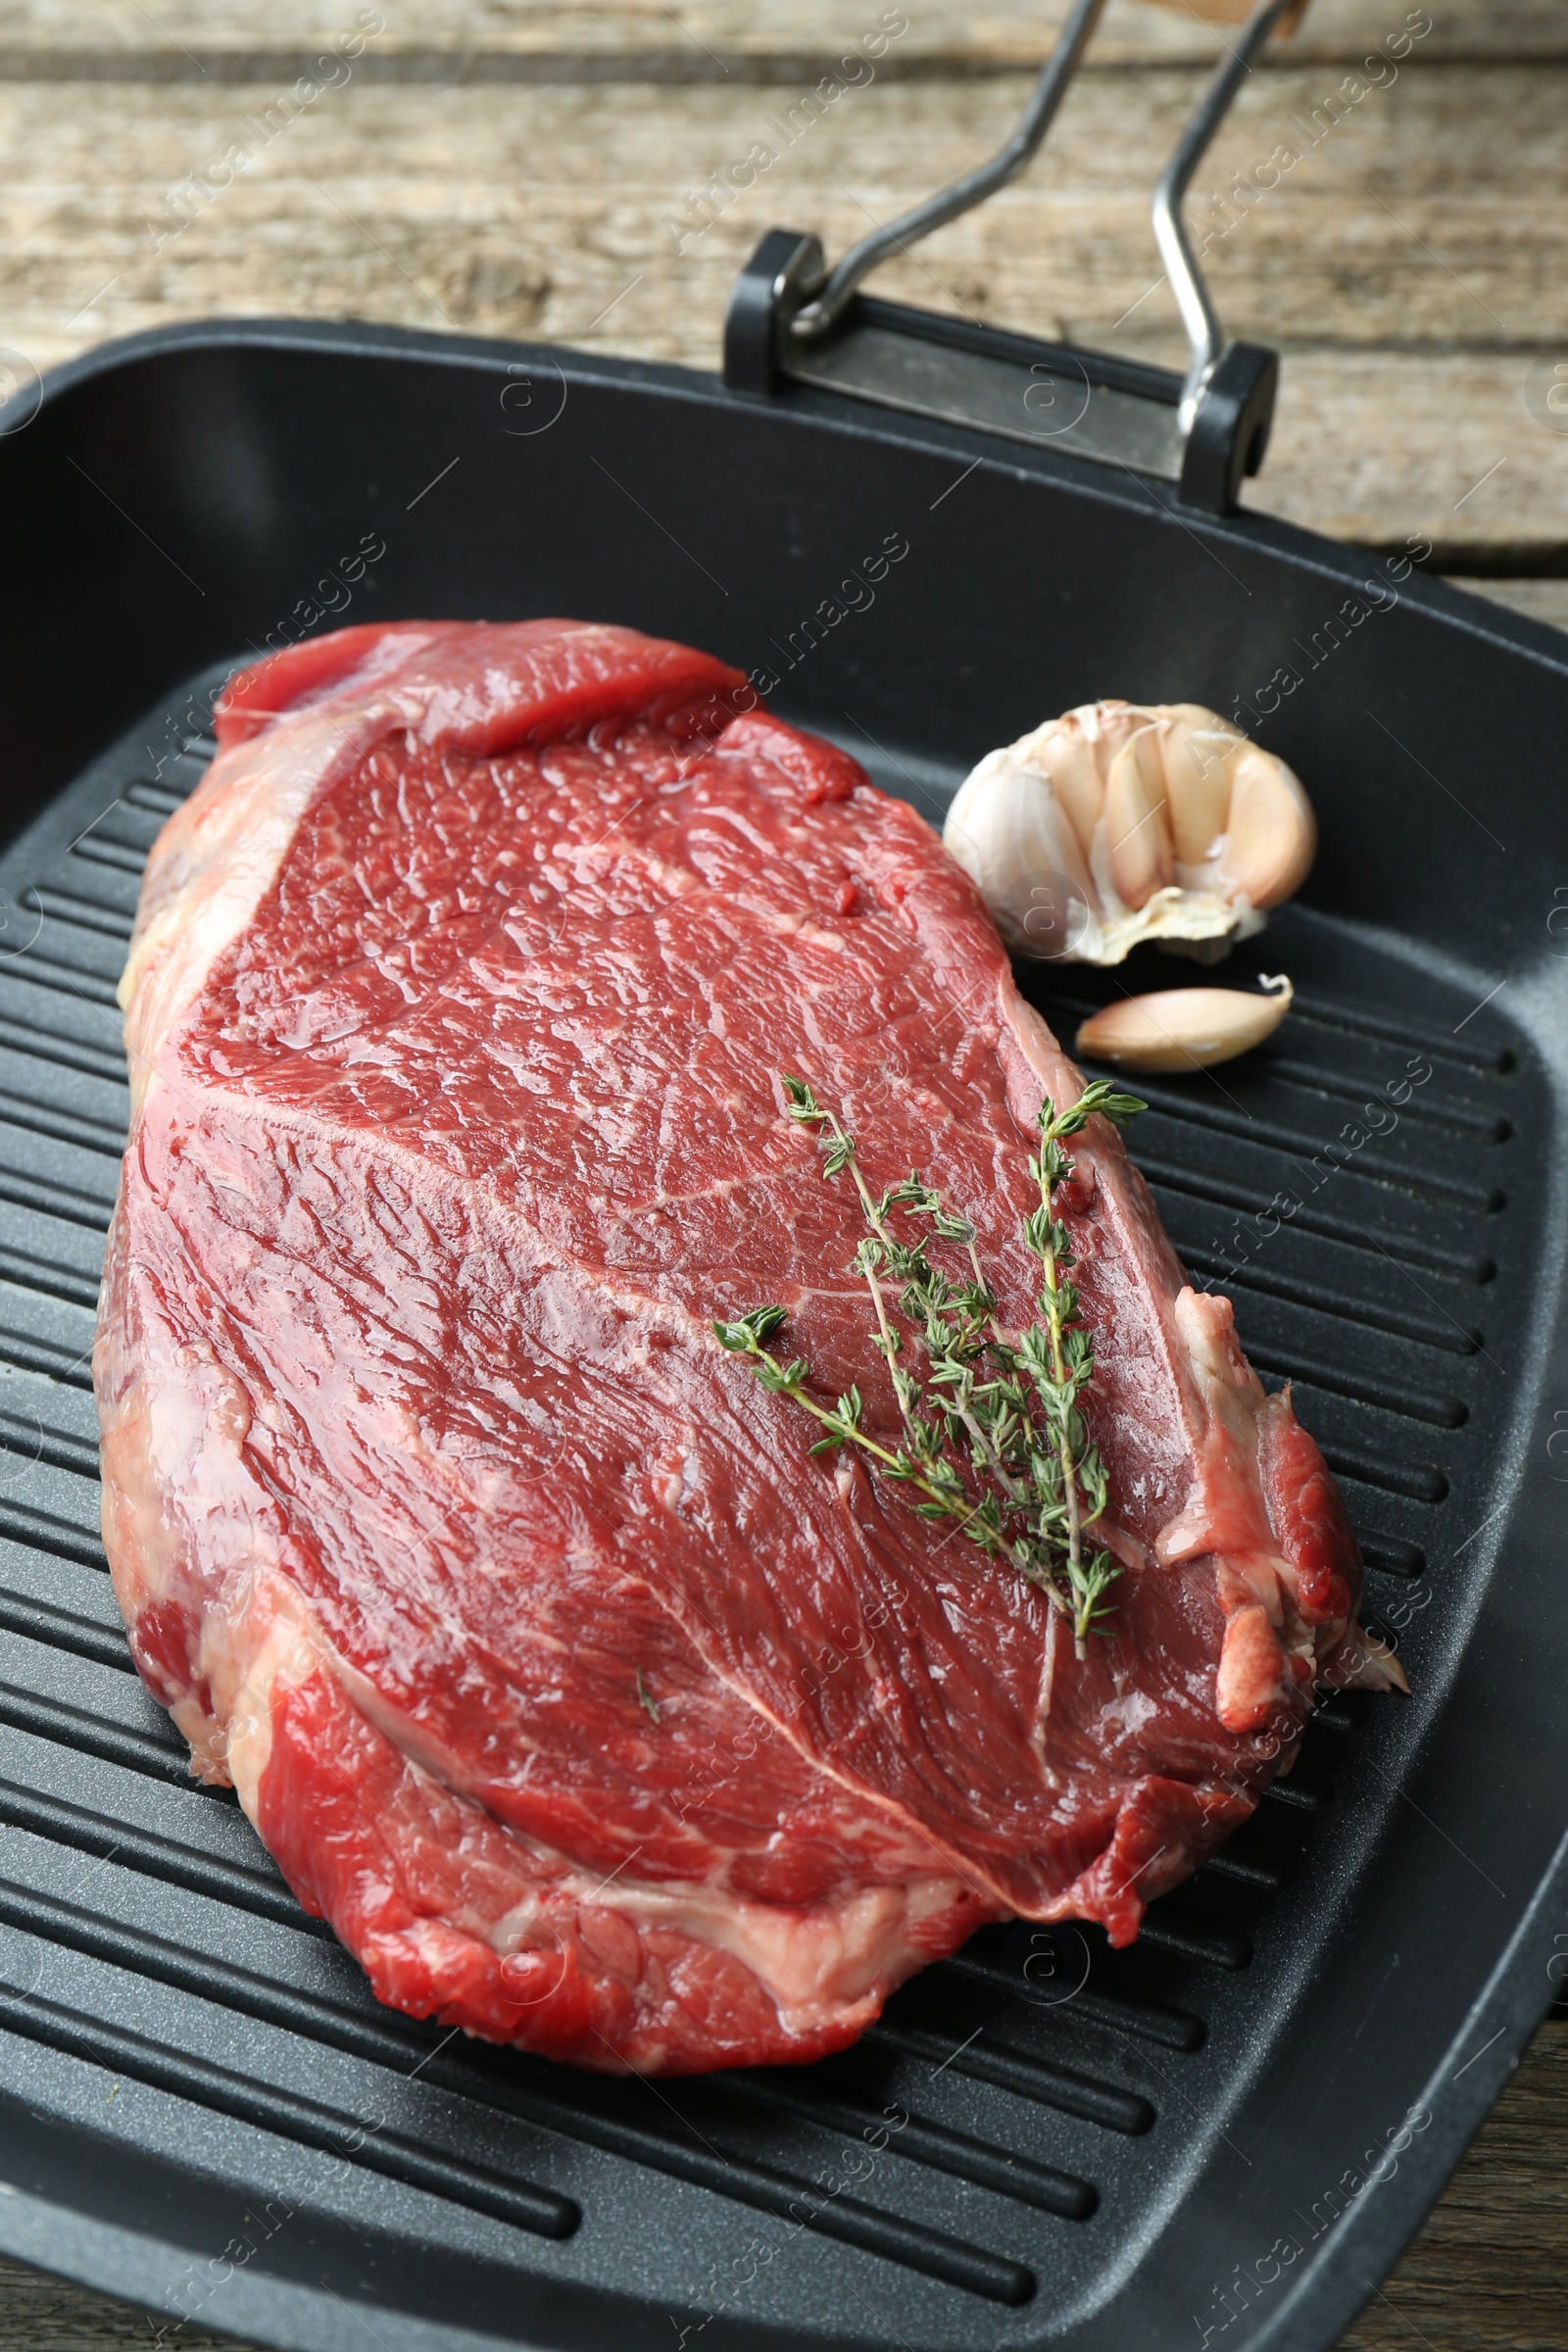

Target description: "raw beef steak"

left=96, top=619, right=1398, bottom=2076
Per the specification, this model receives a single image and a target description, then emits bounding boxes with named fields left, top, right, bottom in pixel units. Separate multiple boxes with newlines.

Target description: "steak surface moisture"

left=95, top=619, right=1396, bottom=2075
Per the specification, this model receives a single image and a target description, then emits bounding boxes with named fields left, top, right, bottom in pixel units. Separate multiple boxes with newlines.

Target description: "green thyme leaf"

left=783, top=1076, right=823, bottom=1122
left=713, top=1304, right=789, bottom=1351
left=1075, top=1081, right=1148, bottom=1128
left=931, top=1209, right=976, bottom=1244
left=726, top=1072, right=1142, bottom=1658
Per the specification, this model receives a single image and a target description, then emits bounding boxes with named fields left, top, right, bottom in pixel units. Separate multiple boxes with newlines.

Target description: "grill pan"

left=3, top=42, right=1568, bottom=2351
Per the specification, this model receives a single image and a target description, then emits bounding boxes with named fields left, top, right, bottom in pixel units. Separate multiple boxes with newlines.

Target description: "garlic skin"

left=1077, top=976, right=1295, bottom=1075
left=943, top=701, right=1315, bottom=966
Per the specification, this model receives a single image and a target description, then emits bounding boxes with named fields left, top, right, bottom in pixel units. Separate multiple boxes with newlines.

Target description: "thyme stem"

left=1037, top=1163, right=1087, bottom=1637
left=713, top=1074, right=1145, bottom=1660
left=714, top=1309, right=992, bottom=1529
left=820, top=1110, right=922, bottom=1445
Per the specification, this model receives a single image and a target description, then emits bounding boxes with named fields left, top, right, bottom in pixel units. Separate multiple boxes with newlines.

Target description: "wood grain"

left=0, top=4, right=1561, bottom=2346
left=0, top=0, right=1562, bottom=70
left=0, top=63, right=1564, bottom=551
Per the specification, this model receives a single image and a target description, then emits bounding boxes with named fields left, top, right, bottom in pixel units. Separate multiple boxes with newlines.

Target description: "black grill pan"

left=0, top=310, right=1565, bottom=2352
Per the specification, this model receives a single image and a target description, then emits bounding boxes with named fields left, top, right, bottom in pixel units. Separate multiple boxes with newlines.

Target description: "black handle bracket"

left=722, top=229, right=1276, bottom=517
left=720, top=0, right=1296, bottom=516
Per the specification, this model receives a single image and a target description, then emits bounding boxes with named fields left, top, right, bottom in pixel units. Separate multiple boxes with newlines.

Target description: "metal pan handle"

left=1153, top=0, right=1303, bottom=423
left=724, top=0, right=1300, bottom=514
left=791, top=0, right=1107, bottom=344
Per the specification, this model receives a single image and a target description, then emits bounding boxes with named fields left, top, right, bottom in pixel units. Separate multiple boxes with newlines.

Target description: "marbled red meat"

left=94, top=618, right=1398, bottom=2075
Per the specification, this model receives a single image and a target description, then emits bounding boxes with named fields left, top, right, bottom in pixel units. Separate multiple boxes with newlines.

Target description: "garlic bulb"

left=943, top=701, right=1315, bottom=965
left=1077, top=976, right=1294, bottom=1074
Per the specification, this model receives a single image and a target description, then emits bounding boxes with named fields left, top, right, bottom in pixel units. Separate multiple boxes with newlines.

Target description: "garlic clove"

left=1104, top=728, right=1175, bottom=909
left=1162, top=712, right=1241, bottom=867
left=944, top=747, right=1099, bottom=956
left=1085, top=700, right=1154, bottom=783
left=1035, top=720, right=1104, bottom=861
left=1217, top=747, right=1316, bottom=909
left=1165, top=702, right=1244, bottom=741
left=1076, top=974, right=1294, bottom=1073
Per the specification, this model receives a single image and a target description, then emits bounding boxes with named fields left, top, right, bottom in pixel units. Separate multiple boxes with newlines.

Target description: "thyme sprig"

left=713, top=1074, right=1144, bottom=1656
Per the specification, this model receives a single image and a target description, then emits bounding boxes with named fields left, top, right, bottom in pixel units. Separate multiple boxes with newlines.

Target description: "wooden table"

left=0, top=0, right=1564, bottom=2342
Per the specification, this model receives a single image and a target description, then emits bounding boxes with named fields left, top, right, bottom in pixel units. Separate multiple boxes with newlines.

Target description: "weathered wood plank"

left=0, top=71, right=1563, bottom=553
left=0, top=0, right=1559, bottom=72
left=0, top=16, right=1559, bottom=2348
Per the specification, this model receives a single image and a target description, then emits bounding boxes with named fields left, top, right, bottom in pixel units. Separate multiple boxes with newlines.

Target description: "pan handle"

left=791, top=0, right=1107, bottom=342
left=725, top=0, right=1298, bottom=514
left=791, top=0, right=1298, bottom=425
left=1154, top=0, right=1302, bottom=424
